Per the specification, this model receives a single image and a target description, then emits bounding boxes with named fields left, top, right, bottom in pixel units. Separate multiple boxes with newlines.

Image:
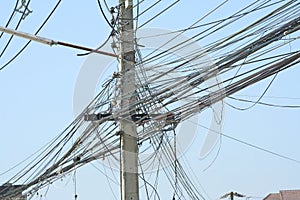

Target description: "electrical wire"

left=0, top=0, right=19, bottom=38
left=138, top=174, right=161, bottom=200
left=227, top=96, right=300, bottom=109
left=227, top=72, right=279, bottom=111
left=194, top=121, right=300, bottom=164
left=1, top=1, right=300, bottom=199
left=97, top=0, right=114, bottom=29
left=139, top=158, right=151, bottom=200
left=91, top=163, right=119, bottom=200
left=138, top=0, right=180, bottom=29
left=0, top=0, right=32, bottom=58
left=0, top=0, right=62, bottom=71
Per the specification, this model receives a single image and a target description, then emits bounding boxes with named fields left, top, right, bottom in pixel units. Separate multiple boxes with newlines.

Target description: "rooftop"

left=264, top=190, right=300, bottom=200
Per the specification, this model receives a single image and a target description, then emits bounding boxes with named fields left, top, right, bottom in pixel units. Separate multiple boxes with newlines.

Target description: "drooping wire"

left=139, top=158, right=150, bottom=200
left=77, top=2, right=119, bottom=57
left=97, top=0, right=114, bottom=29
left=138, top=174, right=161, bottom=200
left=202, top=136, right=222, bottom=172
left=77, top=30, right=113, bottom=57
left=193, top=120, right=300, bottom=164
left=227, top=96, right=300, bottom=109
left=226, top=72, right=279, bottom=111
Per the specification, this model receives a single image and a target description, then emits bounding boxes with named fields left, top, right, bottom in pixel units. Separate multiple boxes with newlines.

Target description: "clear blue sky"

left=0, top=0, right=300, bottom=199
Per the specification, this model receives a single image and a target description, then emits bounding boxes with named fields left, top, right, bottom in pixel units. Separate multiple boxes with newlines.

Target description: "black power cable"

left=0, top=0, right=19, bottom=38
left=0, top=0, right=32, bottom=58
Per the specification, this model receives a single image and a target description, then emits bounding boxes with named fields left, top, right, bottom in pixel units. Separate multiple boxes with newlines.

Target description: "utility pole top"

left=220, top=191, right=246, bottom=200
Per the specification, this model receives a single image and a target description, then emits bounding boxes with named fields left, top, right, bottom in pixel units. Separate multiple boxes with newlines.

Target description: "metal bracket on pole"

left=0, top=26, right=117, bottom=58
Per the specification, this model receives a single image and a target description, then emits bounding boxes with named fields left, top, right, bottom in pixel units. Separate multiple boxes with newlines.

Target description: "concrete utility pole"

left=118, top=0, right=139, bottom=200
